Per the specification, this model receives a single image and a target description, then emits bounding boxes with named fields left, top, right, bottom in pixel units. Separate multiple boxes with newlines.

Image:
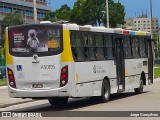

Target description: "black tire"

left=101, top=80, right=110, bottom=103
left=134, top=80, right=144, bottom=94
left=48, top=97, right=68, bottom=106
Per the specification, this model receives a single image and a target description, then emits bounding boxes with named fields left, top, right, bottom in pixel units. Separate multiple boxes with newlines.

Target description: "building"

left=123, top=18, right=134, bottom=30
left=0, top=0, right=52, bottom=24
left=133, top=17, right=159, bottom=33
left=124, top=16, right=159, bottom=33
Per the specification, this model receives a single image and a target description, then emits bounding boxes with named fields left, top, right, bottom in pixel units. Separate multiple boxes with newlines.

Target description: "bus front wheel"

left=48, top=97, right=68, bottom=106
left=134, top=80, right=144, bottom=94
left=101, top=80, right=110, bottom=103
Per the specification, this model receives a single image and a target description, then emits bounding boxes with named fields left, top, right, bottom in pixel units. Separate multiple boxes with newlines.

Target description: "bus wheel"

left=134, top=80, right=144, bottom=94
left=48, top=97, right=68, bottom=106
left=101, top=80, right=110, bottom=103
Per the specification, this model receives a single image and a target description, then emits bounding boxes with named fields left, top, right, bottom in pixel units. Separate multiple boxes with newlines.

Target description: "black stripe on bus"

left=76, top=73, right=149, bottom=85
left=76, top=78, right=117, bottom=85
left=125, top=73, right=148, bottom=77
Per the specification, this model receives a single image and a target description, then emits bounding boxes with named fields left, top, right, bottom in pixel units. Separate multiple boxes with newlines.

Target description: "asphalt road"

left=1, top=80, right=160, bottom=119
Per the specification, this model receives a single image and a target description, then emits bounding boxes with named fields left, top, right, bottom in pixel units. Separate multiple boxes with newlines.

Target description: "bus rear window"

left=8, top=25, right=63, bottom=56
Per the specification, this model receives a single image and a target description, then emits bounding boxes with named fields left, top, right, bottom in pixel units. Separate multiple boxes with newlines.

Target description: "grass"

left=0, top=79, right=7, bottom=86
left=154, top=67, right=160, bottom=79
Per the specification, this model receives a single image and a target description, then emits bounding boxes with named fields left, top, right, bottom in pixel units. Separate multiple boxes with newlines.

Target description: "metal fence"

left=154, top=59, right=160, bottom=67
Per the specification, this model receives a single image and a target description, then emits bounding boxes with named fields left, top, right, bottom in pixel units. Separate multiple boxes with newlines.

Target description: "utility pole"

left=106, top=0, right=109, bottom=28
left=33, top=0, right=37, bottom=23
left=157, top=29, right=160, bottom=58
left=150, top=0, right=153, bottom=39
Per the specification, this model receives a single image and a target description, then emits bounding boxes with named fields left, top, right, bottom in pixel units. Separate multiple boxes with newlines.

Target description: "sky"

left=49, top=0, right=160, bottom=19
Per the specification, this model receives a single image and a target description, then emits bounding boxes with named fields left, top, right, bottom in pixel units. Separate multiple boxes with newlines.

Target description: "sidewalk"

left=0, top=86, right=33, bottom=108
left=0, top=78, right=160, bottom=109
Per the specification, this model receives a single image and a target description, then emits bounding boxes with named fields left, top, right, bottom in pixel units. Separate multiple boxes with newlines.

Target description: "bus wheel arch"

left=141, top=71, right=146, bottom=85
left=48, top=97, right=68, bottom=107
left=134, top=72, right=146, bottom=94
left=101, top=77, right=111, bottom=103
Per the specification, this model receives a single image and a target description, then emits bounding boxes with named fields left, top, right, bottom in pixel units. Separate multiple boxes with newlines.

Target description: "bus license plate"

left=32, top=84, right=43, bottom=88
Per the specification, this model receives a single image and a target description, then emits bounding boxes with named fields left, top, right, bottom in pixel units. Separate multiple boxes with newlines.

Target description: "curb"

left=0, top=86, right=7, bottom=90
left=0, top=100, right=35, bottom=108
left=154, top=78, right=160, bottom=83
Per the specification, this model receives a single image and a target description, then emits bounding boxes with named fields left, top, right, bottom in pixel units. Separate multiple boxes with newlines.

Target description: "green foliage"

left=154, top=68, right=160, bottom=78
left=153, top=33, right=160, bottom=58
left=55, top=4, right=72, bottom=21
left=44, top=0, right=125, bottom=27
left=2, top=11, right=23, bottom=27
left=70, top=0, right=87, bottom=25
left=0, top=11, right=24, bottom=46
left=44, top=4, right=72, bottom=22
left=43, top=11, right=56, bottom=22
left=107, top=2, right=126, bottom=27
left=0, top=80, right=7, bottom=86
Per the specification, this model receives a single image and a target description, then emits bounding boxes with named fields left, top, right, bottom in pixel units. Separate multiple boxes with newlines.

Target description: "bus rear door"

left=115, top=37, right=125, bottom=92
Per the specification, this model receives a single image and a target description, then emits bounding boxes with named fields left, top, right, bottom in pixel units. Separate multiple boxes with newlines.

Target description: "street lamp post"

left=157, top=29, right=160, bottom=59
left=150, top=0, right=153, bottom=39
left=106, top=0, right=109, bottom=28
left=33, top=0, right=37, bottom=23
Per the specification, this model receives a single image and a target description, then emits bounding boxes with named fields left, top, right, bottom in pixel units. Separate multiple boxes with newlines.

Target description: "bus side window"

left=70, top=32, right=84, bottom=61
left=144, top=38, right=148, bottom=57
left=123, top=36, right=132, bottom=58
left=71, top=32, right=77, bottom=59
left=105, top=35, right=114, bottom=59
left=76, top=33, right=84, bottom=61
left=132, top=36, right=140, bottom=58
left=83, top=33, right=90, bottom=60
left=88, top=33, right=95, bottom=60
left=139, top=37, right=147, bottom=58
left=95, top=34, right=105, bottom=60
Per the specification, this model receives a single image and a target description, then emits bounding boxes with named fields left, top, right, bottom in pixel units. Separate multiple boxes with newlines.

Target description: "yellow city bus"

left=5, top=22, right=153, bottom=106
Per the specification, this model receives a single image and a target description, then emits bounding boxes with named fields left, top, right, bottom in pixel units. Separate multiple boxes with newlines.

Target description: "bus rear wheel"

left=134, top=80, right=144, bottom=94
left=101, top=80, right=110, bottom=103
left=48, top=97, right=68, bottom=106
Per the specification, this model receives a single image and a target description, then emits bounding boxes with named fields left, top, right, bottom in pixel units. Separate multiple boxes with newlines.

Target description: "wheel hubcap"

left=104, top=85, right=109, bottom=98
left=140, top=80, right=143, bottom=91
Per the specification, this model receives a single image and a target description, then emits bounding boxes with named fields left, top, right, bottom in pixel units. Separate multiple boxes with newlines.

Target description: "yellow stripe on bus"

left=61, top=30, right=74, bottom=62
left=76, top=73, right=79, bottom=83
left=125, top=69, right=129, bottom=76
left=5, top=31, right=13, bottom=64
left=135, top=32, right=146, bottom=36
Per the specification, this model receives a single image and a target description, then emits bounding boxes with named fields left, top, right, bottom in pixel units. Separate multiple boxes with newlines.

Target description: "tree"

left=107, top=2, right=126, bottom=27
left=83, top=0, right=106, bottom=26
left=43, top=0, right=125, bottom=27
left=153, top=32, right=160, bottom=58
left=71, top=0, right=125, bottom=27
left=55, top=4, right=72, bottom=21
left=0, top=11, right=24, bottom=46
left=71, top=0, right=88, bottom=25
left=44, top=4, right=72, bottom=22
left=43, top=11, right=56, bottom=22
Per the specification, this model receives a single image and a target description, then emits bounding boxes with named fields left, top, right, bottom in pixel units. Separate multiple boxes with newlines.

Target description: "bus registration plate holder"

left=32, top=83, right=43, bottom=88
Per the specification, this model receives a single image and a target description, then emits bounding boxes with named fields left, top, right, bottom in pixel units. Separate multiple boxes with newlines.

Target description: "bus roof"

left=9, top=22, right=151, bottom=37
left=63, top=23, right=151, bottom=36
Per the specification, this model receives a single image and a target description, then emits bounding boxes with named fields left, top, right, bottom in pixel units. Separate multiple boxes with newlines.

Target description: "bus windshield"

left=8, top=24, right=63, bottom=56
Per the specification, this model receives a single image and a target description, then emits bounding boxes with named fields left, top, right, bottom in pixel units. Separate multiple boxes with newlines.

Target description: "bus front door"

left=148, top=39, right=153, bottom=84
left=115, top=38, right=125, bottom=92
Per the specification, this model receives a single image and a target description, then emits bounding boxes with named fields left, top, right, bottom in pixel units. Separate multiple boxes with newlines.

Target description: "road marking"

left=0, top=86, right=7, bottom=90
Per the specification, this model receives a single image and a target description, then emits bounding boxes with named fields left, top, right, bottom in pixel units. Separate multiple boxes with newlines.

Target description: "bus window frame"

left=70, top=31, right=115, bottom=62
left=123, top=35, right=133, bottom=59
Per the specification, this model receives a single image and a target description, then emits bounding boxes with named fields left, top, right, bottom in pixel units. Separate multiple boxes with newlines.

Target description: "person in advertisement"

left=27, top=29, right=40, bottom=52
